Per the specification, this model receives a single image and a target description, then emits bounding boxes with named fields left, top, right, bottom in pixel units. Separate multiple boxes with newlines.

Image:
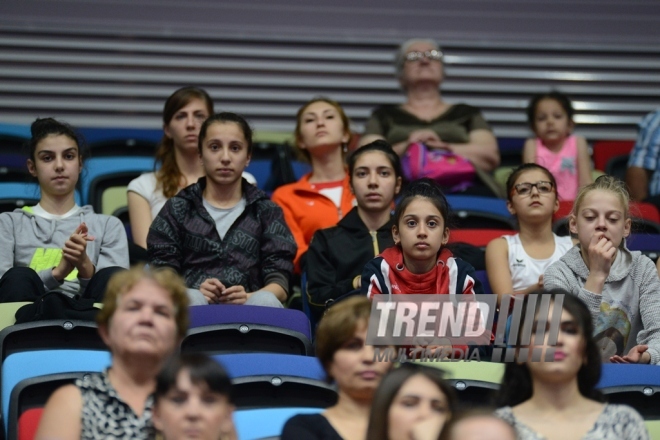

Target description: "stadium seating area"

left=2, top=126, right=660, bottom=440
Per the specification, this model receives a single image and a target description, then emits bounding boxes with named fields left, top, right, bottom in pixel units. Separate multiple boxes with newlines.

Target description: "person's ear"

left=624, top=217, right=632, bottom=238
left=506, top=200, right=516, bottom=216
left=342, top=131, right=351, bottom=145
left=394, top=176, right=403, bottom=195
left=553, top=197, right=560, bottom=214
left=569, top=215, right=578, bottom=235
left=295, top=131, right=307, bottom=151
left=163, top=123, right=172, bottom=139
left=442, top=227, right=450, bottom=246
left=27, top=159, right=37, bottom=178
left=567, top=119, right=575, bottom=133
left=219, top=405, right=235, bottom=435
left=97, top=323, right=111, bottom=348
left=392, top=225, right=400, bottom=245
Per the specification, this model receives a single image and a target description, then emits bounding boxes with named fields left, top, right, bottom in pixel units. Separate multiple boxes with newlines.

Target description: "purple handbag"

left=401, top=142, right=476, bottom=191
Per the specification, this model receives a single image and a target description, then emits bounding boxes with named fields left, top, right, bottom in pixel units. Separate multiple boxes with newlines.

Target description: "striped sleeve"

left=628, top=110, right=660, bottom=171
left=449, top=258, right=483, bottom=295
left=361, top=257, right=391, bottom=299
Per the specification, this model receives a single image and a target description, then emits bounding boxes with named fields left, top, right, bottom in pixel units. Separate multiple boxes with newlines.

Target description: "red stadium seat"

left=449, top=229, right=516, bottom=248
left=18, top=408, right=42, bottom=440
left=631, top=202, right=660, bottom=223
left=592, top=140, right=634, bottom=172
left=553, top=200, right=574, bottom=221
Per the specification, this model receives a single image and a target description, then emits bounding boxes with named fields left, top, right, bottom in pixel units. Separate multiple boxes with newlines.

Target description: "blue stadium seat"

left=80, top=156, right=155, bottom=206
left=0, top=183, right=82, bottom=213
left=0, top=320, right=105, bottom=366
left=627, top=234, right=660, bottom=261
left=1, top=349, right=111, bottom=435
left=597, top=364, right=660, bottom=420
left=446, top=196, right=515, bottom=230
left=183, top=305, right=313, bottom=356
left=87, top=138, right=158, bottom=157
left=0, top=134, right=29, bottom=155
left=77, top=127, right=162, bottom=145
left=213, top=353, right=336, bottom=409
left=496, top=137, right=525, bottom=168
left=0, top=125, right=30, bottom=139
left=0, top=154, right=30, bottom=183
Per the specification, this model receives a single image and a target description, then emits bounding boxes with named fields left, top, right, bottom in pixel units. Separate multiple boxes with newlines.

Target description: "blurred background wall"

left=1, top=0, right=659, bottom=139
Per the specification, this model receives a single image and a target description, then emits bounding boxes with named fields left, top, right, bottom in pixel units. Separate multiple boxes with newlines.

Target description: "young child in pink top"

left=523, top=91, right=592, bottom=201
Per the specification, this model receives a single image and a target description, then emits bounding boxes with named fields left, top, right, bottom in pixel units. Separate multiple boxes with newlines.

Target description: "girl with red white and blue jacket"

left=362, top=178, right=482, bottom=299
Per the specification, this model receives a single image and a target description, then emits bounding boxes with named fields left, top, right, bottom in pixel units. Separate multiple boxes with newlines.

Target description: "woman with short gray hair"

left=361, top=38, right=500, bottom=194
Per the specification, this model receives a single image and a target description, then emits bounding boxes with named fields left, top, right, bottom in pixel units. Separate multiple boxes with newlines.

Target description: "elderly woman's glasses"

left=514, top=181, right=554, bottom=196
left=404, top=50, right=443, bottom=62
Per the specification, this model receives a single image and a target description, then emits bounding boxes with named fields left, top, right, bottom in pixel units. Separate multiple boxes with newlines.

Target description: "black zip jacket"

left=306, top=207, right=394, bottom=320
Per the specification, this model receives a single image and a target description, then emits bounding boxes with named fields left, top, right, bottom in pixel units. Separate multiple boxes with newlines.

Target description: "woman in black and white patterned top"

left=494, top=291, right=649, bottom=440
left=36, top=266, right=189, bottom=440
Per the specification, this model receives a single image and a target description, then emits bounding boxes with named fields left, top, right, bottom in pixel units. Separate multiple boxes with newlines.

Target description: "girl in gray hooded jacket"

left=0, top=118, right=129, bottom=302
left=544, top=175, right=660, bottom=365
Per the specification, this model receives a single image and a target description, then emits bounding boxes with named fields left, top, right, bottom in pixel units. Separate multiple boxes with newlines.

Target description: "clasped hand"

left=53, top=222, right=95, bottom=280
left=200, top=278, right=249, bottom=305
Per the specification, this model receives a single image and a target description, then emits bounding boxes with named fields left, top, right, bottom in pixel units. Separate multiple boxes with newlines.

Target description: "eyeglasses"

left=513, top=181, right=554, bottom=196
left=404, top=50, right=443, bottom=62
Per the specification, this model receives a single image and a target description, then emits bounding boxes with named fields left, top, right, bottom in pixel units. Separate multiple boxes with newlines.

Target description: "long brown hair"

left=155, top=87, right=213, bottom=198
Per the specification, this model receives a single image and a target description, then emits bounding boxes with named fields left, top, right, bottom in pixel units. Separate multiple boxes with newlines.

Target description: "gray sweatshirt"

left=544, top=245, right=660, bottom=365
left=0, top=205, right=129, bottom=297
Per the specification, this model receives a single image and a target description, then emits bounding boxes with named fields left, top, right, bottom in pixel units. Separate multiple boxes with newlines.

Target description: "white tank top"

left=503, top=233, right=574, bottom=291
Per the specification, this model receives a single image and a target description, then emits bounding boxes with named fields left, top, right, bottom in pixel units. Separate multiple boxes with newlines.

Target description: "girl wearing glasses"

left=523, top=91, right=592, bottom=201
left=359, top=38, right=500, bottom=179
left=544, top=175, right=660, bottom=365
left=485, top=164, right=573, bottom=305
